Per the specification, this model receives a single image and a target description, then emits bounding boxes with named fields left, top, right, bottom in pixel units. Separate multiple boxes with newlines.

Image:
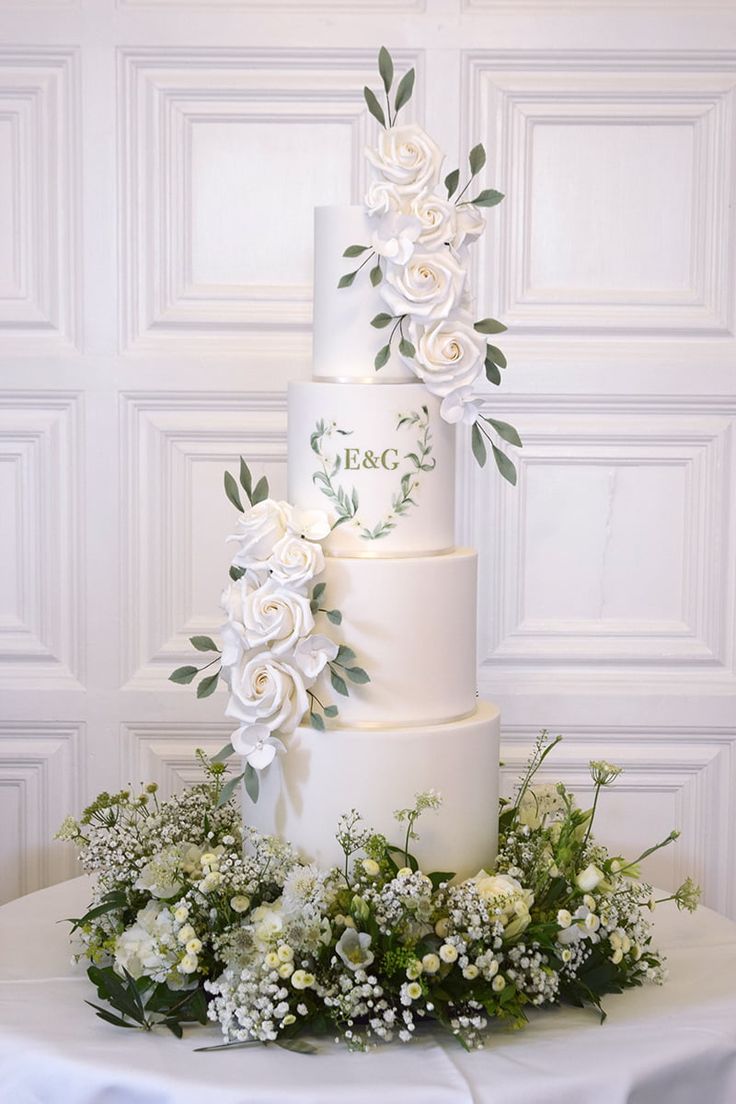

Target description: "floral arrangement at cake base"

left=57, top=734, right=699, bottom=1052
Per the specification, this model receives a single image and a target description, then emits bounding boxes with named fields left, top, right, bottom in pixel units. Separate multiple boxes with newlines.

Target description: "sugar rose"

left=242, top=580, right=314, bottom=655
left=269, top=534, right=325, bottom=591
left=228, top=499, right=288, bottom=567
left=406, top=315, right=485, bottom=397
left=380, top=249, right=466, bottom=322
left=225, top=651, right=309, bottom=734
left=365, top=124, right=443, bottom=196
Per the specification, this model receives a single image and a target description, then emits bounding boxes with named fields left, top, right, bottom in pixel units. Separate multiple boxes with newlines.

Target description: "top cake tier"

left=312, top=205, right=416, bottom=382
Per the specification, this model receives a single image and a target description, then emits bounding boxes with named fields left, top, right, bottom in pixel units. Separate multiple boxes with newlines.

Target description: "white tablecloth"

left=1, top=877, right=735, bottom=1104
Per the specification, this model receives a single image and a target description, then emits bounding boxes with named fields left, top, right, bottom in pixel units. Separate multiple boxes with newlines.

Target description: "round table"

left=1, top=878, right=735, bottom=1104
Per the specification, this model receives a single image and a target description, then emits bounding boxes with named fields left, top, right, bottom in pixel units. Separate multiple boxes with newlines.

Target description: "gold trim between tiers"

left=311, top=375, right=418, bottom=385
left=324, top=545, right=456, bottom=560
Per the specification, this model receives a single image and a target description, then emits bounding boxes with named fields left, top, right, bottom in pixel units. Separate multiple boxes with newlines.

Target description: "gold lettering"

left=344, top=447, right=360, bottom=470
left=381, top=448, right=399, bottom=471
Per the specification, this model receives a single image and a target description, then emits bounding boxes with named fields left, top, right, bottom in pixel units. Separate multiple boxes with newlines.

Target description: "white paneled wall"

left=0, top=0, right=734, bottom=915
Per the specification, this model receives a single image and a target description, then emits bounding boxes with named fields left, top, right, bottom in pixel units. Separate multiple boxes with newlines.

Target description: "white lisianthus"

left=283, top=504, right=331, bottom=543
left=439, top=386, right=480, bottom=426
left=230, top=723, right=285, bottom=771
left=225, top=652, right=309, bottom=734
left=409, top=191, right=455, bottom=249
left=380, top=250, right=466, bottom=322
left=370, top=211, right=422, bottom=264
left=241, top=581, right=314, bottom=655
left=335, top=927, right=375, bottom=972
left=405, top=315, right=485, bottom=397
left=292, top=633, right=339, bottom=680
left=365, top=124, right=443, bottom=196
left=269, top=534, right=325, bottom=591
left=365, top=179, right=403, bottom=216
left=576, top=864, right=605, bottom=893
left=227, top=499, right=289, bottom=567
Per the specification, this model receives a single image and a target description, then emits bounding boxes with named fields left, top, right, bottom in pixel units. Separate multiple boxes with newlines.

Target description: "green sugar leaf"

left=343, top=244, right=369, bottom=258
left=492, top=443, right=517, bottom=485
left=471, top=189, right=504, bottom=208
left=244, top=764, right=260, bottom=804
left=224, top=471, right=244, bottom=512
left=469, top=143, right=486, bottom=176
left=327, top=609, right=342, bottom=625
left=309, top=711, right=325, bottom=731
left=370, top=263, right=383, bottom=287
left=239, top=457, right=253, bottom=500
left=485, top=359, right=501, bottom=386
left=229, top=564, right=245, bottom=581
left=338, top=271, right=357, bottom=289
left=346, top=666, right=370, bottom=684
left=371, top=312, right=393, bottom=328
left=483, top=417, right=522, bottom=448
left=378, top=46, right=393, bottom=94
left=336, top=644, right=356, bottom=664
left=399, top=338, right=416, bottom=359
left=196, top=671, right=220, bottom=699
left=471, top=422, right=487, bottom=468
left=324, top=704, right=339, bottom=718
left=364, top=86, right=387, bottom=128
left=217, top=771, right=246, bottom=808
left=169, top=665, right=198, bottom=684
left=189, top=635, right=218, bottom=653
left=311, top=581, right=326, bottom=601
left=485, top=343, right=507, bottom=369
left=394, top=67, right=415, bottom=114
left=251, top=475, right=269, bottom=505
left=212, top=742, right=234, bottom=763
left=444, top=168, right=460, bottom=199
left=374, top=344, right=391, bottom=371
left=474, top=318, right=507, bottom=335
left=330, top=669, right=349, bottom=696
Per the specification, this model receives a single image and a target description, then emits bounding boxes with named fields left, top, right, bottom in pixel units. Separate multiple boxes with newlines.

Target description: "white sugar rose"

left=228, top=499, right=288, bottom=567
left=452, top=203, right=485, bottom=250
left=219, top=572, right=267, bottom=665
left=439, top=386, right=480, bottom=426
left=242, top=580, right=314, bottom=655
left=380, top=250, right=466, bottom=322
left=225, top=651, right=309, bottom=734
left=365, top=180, right=403, bottom=216
left=365, top=124, right=443, bottom=196
left=283, top=505, right=331, bottom=542
left=269, top=534, right=325, bottom=590
left=409, top=191, right=455, bottom=249
left=231, top=723, right=285, bottom=771
left=293, top=633, right=339, bottom=680
left=405, top=315, right=485, bottom=397
left=370, top=212, right=422, bottom=264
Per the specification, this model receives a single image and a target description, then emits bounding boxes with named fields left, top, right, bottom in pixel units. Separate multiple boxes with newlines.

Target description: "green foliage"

left=444, top=168, right=460, bottom=198
left=394, top=67, right=415, bottom=113
left=468, top=142, right=486, bottom=176
left=343, top=244, right=369, bottom=258
left=471, top=422, right=487, bottom=468
left=485, top=343, right=507, bottom=369
left=485, top=359, right=501, bottom=386
left=86, top=966, right=207, bottom=1037
left=363, top=86, right=386, bottom=128
left=189, top=635, right=218, bottom=653
left=472, top=189, right=504, bottom=208
left=244, top=764, right=260, bottom=804
left=338, top=271, right=357, bottom=289
left=169, top=665, right=198, bottom=685
left=369, top=263, right=383, bottom=287
left=492, top=444, right=517, bottom=486
left=371, top=312, right=393, bottom=328
left=482, top=417, right=522, bottom=448
left=474, top=318, right=508, bottom=335
left=399, top=338, right=416, bottom=359
left=326, top=609, right=342, bottom=625
left=196, top=671, right=219, bottom=699
left=374, top=344, right=391, bottom=370
left=224, top=471, right=244, bottom=512
left=378, top=46, right=393, bottom=94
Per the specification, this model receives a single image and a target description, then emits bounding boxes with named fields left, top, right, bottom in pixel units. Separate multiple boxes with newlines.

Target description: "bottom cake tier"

left=243, top=701, right=500, bottom=880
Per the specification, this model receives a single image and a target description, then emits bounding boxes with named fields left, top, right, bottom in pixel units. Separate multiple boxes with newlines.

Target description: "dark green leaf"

left=310, top=711, right=326, bottom=731
left=169, top=665, right=198, bottom=685
left=212, top=741, right=234, bottom=763
left=346, top=666, right=370, bottom=684
left=217, top=771, right=245, bottom=808
left=87, top=966, right=144, bottom=1023
left=483, top=417, right=522, bottom=448
left=330, top=670, right=349, bottom=697
left=399, top=338, right=416, bottom=358
left=244, top=763, right=260, bottom=803
left=66, top=891, right=128, bottom=933
left=428, top=871, right=456, bottom=889
left=444, top=168, right=460, bottom=198
left=276, top=1037, right=319, bottom=1054
left=474, top=318, right=507, bottom=335
left=229, top=564, right=245, bottom=581
left=338, top=271, right=357, bottom=289
left=326, top=609, right=342, bottom=625
left=469, top=143, right=486, bottom=176
left=472, top=189, right=504, bottom=208
left=251, top=475, right=269, bottom=505
left=485, top=359, right=501, bottom=386
left=312, top=581, right=326, bottom=601
left=343, top=244, right=369, bottom=258
left=394, top=67, right=415, bottom=113
left=492, top=443, right=517, bottom=485
left=471, top=422, right=487, bottom=468
left=374, top=344, right=391, bottom=371
left=189, top=635, right=218, bottom=653
left=371, top=312, right=393, bottom=328
left=85, top=1002, right=139, bottom=1030
left=164, top=1020, right=183, bottom=1038
left=370, top=263, right=382, bottom=287
left=324, top=705, right=339, bottom=718
left=196, top=671, right=219, bottom=698
left=378, top=46, right=393, bottom=94
left=364, top=86, right=387, bottom=128
left=239, top=457, right=253, bottom=501
left=336, top=644, right=356, bottom=664
left=224, top=471, right=244, bottom=512
left=485, top=343, right=507, bottom=369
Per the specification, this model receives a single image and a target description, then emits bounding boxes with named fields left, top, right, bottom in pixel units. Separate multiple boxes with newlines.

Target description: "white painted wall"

left=0, top=0, right=734, bottom=915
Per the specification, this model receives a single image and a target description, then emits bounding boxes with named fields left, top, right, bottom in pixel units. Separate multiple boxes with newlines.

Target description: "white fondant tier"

left=314, top=549, right=477, bottom=727
left=244, top=702, right=500, bottom=879
left=288, top=380, right=455, bottom=557
left=312, top=205, right=415, bottom=383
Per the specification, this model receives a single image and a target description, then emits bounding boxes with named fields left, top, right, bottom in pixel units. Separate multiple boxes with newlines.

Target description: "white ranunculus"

left=576, top=864, right=605, bottom=893
left=379, top=250, right=466, bottom=322
left=231, top=723, right=285, bottom=771
left=365, top=124, right=443, bottom=196
left=283, top=504, right=331, bottom=543
left=365, top=180, right=403, bottom=216
left=292, top=633, right=339, bottom=680
left=452, top=203, right=485, bottom=250
left=405, top=315, right=485, bottom=397
left=269, top=534, right=325, bottom=591
left=439, top=386, right=480, bottom=426
left=228, top=499, right=289, bottom=567
left=242, top=580, right=314, bottom=655
left=370, top=211, right=422, bottom=264
left=225, top=651, right=309, bottom=734
left=409, top=191, right=455, bottom=249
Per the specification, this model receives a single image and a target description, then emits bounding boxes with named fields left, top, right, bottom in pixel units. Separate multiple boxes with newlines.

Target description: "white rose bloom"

left=365, top=180, right=403, bottom=216
left=225, top=651, right=309, bottom=734
left=231, top=723, right=285, bottom=771
left=242, top=580, right=314, bottom=655
left=380, top=250, right=466, bottom=322
left=219, top=572, right=267, bottom=666
left=409, top=191, right=455, bottom=249
left=292, top=633, right=339, bottom=680
left=439, top=386, right=480, bottom=427
left=365, top=124, right=443, bottom=196
left=370, top=211, right=422, bottom=264
left=283, top=504, right=331, bottom=543
left=228, top=499, right=289, bottom=567
left=405, top=315, right=485, bottom=397
left=269, top=534, right=325, bottom=591
left=452, top=203, right=485, bottom=250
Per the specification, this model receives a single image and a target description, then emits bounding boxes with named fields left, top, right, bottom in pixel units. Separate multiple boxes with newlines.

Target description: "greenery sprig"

left=364, top=46, right=415, bottom=130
